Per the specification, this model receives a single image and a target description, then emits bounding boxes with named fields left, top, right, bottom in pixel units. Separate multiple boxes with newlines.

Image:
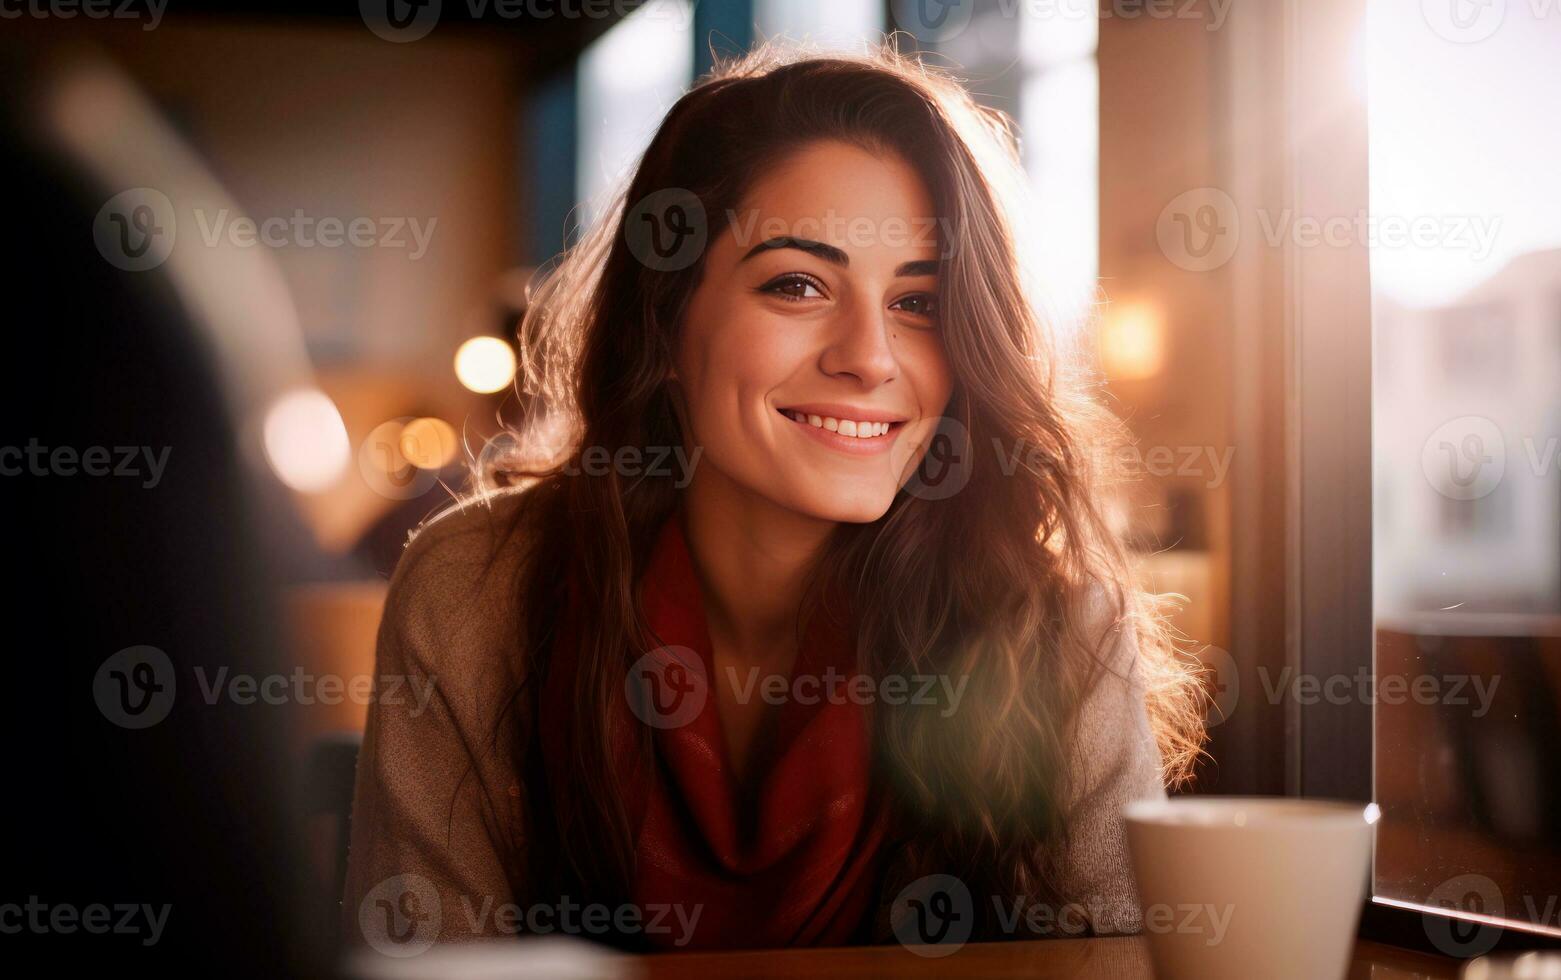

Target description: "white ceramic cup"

left=1123, top=797, right=1377, bottom=980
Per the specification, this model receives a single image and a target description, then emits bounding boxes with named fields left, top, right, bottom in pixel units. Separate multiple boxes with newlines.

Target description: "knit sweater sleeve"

left=1048, top=596, right=1168, bottom=936
left=339, top=490, right=536, bottom=950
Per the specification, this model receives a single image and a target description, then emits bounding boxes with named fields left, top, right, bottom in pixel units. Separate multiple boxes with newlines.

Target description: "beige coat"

left=340, top=488, right=1167, bottom=950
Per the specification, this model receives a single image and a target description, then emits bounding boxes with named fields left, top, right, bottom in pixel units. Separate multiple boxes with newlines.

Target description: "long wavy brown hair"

left=476, top=43, right=1205, bottom=936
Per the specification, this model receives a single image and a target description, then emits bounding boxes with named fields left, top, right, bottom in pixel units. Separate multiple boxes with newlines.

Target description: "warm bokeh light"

left=1099, top=301, right=1165, bottom=380
left=262, top=387, right=351, bottom=492
left=399, top=417, right=460, bottom=470
left=454, top=336, right=517, bottom=394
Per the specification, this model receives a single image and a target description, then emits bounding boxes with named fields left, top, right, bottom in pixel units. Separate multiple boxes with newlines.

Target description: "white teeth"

left=785, top=411, right=895, bottom=437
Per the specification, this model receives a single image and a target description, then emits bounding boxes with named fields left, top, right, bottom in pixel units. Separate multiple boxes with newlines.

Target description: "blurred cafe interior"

left=3, top=0, right=1559, bottom=975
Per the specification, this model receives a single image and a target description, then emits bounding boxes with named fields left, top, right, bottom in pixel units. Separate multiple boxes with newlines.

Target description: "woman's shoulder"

left=376, top=486, right=545, bottom=691
left=393, top=486, right=541, bottom=587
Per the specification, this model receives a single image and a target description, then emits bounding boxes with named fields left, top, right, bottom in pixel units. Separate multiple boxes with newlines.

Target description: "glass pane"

left=1367, top=0, right=1561, bottom=946
left=755, top=0, right=883, bottom=50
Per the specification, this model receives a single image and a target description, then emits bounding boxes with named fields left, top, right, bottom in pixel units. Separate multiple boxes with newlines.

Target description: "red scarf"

left=541, top=510, right=890, bottom=949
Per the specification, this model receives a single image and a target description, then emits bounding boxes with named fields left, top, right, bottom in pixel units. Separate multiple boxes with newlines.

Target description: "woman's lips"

left=776, top=408, right=905, bottom=457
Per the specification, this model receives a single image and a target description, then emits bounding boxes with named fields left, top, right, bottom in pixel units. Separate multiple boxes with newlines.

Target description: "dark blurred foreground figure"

left=0, top=44, right=328, bottom=976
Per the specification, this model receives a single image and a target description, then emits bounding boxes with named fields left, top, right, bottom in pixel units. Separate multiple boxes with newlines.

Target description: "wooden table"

left=634, top=936, right=1458, bottom=978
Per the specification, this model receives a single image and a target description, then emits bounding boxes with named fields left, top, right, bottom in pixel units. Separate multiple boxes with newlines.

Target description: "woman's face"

left=673, top=140, right=955, bottom=524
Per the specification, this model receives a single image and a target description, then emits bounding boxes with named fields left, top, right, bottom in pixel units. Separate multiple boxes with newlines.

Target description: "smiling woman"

left=341, top=43, right=1206, bottom=954
left=675, top=140, right=952, bottom=521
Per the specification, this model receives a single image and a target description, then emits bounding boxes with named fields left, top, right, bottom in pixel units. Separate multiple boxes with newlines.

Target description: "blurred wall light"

left=577, top=0, right=694, bottom=226
left=1100, top=301, right=1166, bottom=380
left=262, top=388, right=351, bottom=493
left=454, top=336, right=517, bottom=394
left=755, top=0, right=883, bottom=51
left=400, top=417, right=460, bottom=471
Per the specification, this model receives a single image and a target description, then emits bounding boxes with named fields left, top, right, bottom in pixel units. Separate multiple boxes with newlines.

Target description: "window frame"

left=1282, top=0, right=1561, bottom=956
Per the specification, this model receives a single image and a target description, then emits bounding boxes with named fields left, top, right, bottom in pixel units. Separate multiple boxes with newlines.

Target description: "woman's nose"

left=817, top=298, right=899, bottom=388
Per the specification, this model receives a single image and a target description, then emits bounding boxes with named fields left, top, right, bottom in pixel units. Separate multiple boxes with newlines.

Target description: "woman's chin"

left=783, top=484, right=897, bottom=525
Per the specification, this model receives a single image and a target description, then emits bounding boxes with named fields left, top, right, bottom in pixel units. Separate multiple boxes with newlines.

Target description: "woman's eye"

left=761, top=274, right=825, bottom=301
left=890, top=292, right=940, bottom=319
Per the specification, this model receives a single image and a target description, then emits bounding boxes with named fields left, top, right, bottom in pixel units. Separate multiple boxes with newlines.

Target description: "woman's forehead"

left=714, top=142, right=943, bottom=265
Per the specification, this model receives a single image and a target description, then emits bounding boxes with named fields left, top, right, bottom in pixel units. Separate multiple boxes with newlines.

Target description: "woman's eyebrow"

left=738, top=239, right=942, bottom=279
left=740, top=236, right=849, bottom=267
